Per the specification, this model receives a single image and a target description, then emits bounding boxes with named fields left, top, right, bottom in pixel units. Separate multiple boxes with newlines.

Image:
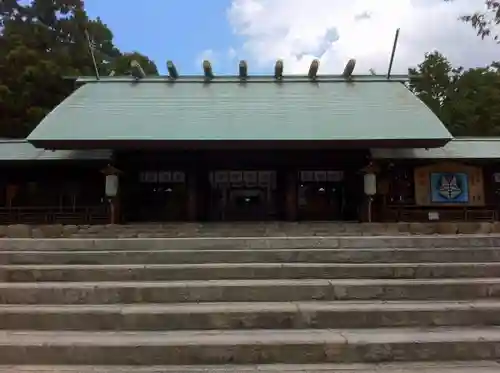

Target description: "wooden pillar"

left=187, top=169, right=197, bottom=221
left=110, top=197, right=121, bottom=224
left=284, top=169, right=298, bottom=221
left=358, top=195, right=370, bottom=222
left=196, top=167, right=209, bottom=221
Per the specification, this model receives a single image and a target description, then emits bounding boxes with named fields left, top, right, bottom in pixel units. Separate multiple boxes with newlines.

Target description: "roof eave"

left=28, top=138, right=452, bottom=151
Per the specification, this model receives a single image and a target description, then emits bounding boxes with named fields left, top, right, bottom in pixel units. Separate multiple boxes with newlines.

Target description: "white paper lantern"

left=105, top=174, right=119, bottom=197
left=364, top=173, right=377, bottom=196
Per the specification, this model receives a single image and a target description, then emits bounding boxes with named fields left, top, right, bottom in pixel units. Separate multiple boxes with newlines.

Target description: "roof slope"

left=371, top=138, right=500, bottom=160
left=0, top=139, right=111, bottom=161
left=27, top=76, right=452, bottom=148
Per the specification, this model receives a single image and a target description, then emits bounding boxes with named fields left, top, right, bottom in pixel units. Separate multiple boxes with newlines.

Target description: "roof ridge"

left=73, top=74, right=410, bottom=84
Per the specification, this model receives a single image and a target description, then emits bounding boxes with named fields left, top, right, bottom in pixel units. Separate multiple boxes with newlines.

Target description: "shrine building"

left=1, top=60, right=498, bottom=225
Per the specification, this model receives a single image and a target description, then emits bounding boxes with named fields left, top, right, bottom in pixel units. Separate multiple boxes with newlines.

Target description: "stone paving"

left=1, top=221, right=500, bottom=238
left=0, top=362, right=499, bottom=372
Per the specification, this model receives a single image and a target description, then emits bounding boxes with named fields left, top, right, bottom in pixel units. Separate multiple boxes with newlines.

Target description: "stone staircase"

left=1, top=236, right=500, bottom=372
left=4, top=221, right=500, bottom=238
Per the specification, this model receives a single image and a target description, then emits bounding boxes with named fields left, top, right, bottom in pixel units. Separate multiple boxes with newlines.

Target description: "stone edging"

left=0, top=222, right=499, bottom=238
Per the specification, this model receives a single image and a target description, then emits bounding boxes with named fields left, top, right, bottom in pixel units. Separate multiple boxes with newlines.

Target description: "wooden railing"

left=381, top=205, right=498, bottom=222
left=0, top=205, right=109, bottom=225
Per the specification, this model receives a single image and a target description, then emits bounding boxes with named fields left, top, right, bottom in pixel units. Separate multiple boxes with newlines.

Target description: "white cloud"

left=227, top=0, right=500, bottom=75
left=196, top=49, right=218, bottom=67
left=227, top=47, right=238, bottom=60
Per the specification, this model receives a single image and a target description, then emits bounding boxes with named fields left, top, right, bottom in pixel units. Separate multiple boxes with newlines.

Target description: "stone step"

left=3, top=262, right=500, bottom=282
left=3, top=236, right=500, bottom=251
left=0, top=328, right=500, bottom=365
left=0, top=362, right=499, bottom=372
left=4, top=247, right=500, bottom=265
left=7, top=221, right=500, bottom=238
left=1, top=301, right=500, bottom=330
left=1, top=278, right=500, bottom=304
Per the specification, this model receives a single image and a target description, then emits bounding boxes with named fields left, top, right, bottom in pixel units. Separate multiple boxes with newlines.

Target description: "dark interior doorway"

left=125, top=170, right=188, bottom=222
left=297, top=170, right=361, bottom=221
left=208, top=170, right=278, bottom=221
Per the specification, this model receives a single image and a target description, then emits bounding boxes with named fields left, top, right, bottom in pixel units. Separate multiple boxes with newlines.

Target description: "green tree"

left=409, top=52, right=500, bottom=136
left=446, top=0, right=500, bottom=41
left=112, top=52, right=159, bottom=76
left=446, top=64, right=500, bottom=136
left=0, top=0, right=159, bottom=138
left=408, top=51, right=455, bottom=123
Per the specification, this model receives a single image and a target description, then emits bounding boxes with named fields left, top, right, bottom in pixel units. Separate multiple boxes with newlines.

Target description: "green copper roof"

left=28, top=76, right=452, bottom=148
left=371, top=138, right=500, bottom=160
left=0, top=139, right=111, bottom=161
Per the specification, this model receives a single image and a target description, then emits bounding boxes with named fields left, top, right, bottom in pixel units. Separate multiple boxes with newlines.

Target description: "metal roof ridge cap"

left=73, top=74, right=410, bottom=84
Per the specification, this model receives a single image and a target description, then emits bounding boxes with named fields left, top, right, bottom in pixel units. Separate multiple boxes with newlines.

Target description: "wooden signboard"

left=414, top=162, right=484, bottom=206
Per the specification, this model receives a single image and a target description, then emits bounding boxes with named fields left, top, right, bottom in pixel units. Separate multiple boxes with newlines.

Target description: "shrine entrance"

left=297, top=170, right=361, bottom=221
left=116, top=148, right=369, bottom=223
left=125, top=170, right=188, bottom=222
left=208, top=170, right=278, bottom=221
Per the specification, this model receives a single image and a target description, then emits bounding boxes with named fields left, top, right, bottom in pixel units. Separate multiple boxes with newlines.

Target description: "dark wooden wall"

left=115, top=149, right=370, bottom=222
left=0, top=161, right=109, bottom=224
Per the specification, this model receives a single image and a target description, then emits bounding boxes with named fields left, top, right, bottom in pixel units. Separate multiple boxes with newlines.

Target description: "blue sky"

left=28, top=0, right=495, bottom=76
left=85, top=0, right=240, bottom=75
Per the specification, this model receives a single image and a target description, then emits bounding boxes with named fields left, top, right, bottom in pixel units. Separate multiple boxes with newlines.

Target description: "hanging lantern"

left=364, top=173, right=377, bottom=196
left=105, top=174, right=119, bottom=197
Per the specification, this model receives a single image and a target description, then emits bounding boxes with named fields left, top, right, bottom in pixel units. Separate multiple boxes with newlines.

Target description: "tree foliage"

left=409, top=51, right=500, bottom=136
left=463, top=0, right=500, bottom=41
left=446, top=0, right=500, bottom=41
left=0, top=0, right=158, bottom=138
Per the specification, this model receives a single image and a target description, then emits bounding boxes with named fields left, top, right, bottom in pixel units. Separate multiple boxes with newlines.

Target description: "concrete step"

left=1, top=362, right=499, bottom=372
left=0, top=328, right=500, bottom=365
left=1, top=278, right=500, bottom=304
left=3, top=236, right=500, bottom=250
left=3, top=262, right=500, bottom=282
left=4, top=247, right=500, bottom=265
left=1, top=301, right=500, bottom=330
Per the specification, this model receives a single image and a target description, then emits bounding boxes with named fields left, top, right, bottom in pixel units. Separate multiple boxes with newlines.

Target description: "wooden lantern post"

left=101, top=165, right=122, bottom=225
left=360, top=162, right=380, bottom=223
